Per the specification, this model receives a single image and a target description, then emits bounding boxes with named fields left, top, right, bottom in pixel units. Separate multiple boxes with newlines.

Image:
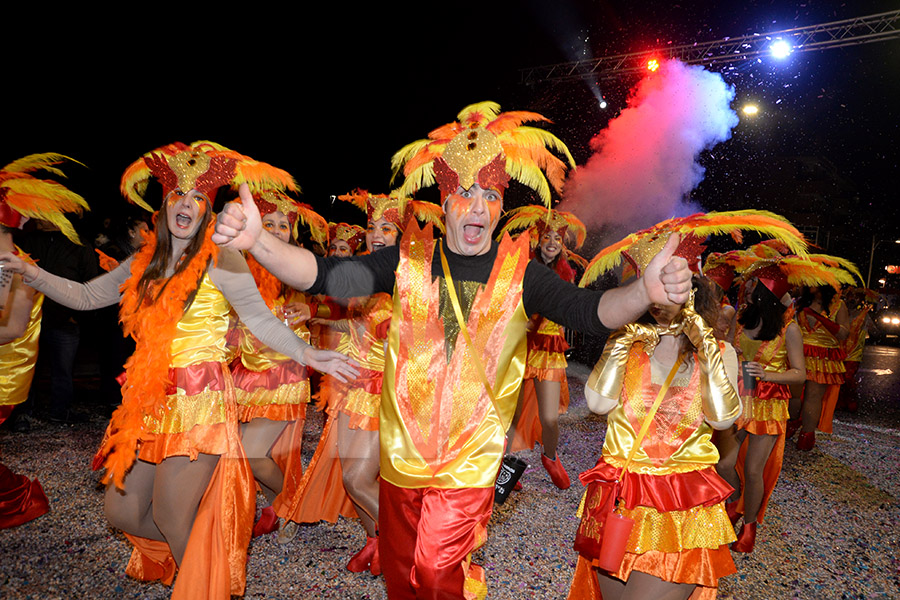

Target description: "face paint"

left=365, top=218, right=399, bottom=252
left=262, top=210, right=292, bottom=244
left=442, top=183, right=503, bottom=257
left=165, top=189, right=209, bottom=241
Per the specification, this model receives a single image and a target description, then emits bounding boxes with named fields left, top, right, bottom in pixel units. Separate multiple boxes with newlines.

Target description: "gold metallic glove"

left=679, top=294, right=741, bottom=424
left=586, top=322, right=659, bottom=400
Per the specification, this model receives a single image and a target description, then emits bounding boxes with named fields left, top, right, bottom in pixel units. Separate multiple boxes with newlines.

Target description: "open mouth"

left=370, top=242, right=385, bottom=251
left=175, top=213, right=193, bottom=229
left=463, top=223, right=485, bottom=244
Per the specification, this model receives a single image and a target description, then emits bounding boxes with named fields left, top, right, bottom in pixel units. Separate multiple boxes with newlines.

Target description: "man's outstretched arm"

left=212, top=183, right=319, bottom=290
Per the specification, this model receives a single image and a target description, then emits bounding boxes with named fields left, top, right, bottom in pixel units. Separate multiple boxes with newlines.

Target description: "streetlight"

left=867, top=235, right=900, bottom=288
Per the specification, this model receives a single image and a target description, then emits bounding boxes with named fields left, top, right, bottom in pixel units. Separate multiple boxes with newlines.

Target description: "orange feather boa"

left=245, top=253, right=282, bottom=310
left=101, top=224, right=220, bottom=489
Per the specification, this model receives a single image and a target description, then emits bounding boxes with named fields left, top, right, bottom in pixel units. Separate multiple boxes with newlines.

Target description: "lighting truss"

left=519, top=10, right=900, bottom=85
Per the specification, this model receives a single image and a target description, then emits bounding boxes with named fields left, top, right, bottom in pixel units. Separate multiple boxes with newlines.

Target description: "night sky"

left=4, top=0, right=898, bottom=273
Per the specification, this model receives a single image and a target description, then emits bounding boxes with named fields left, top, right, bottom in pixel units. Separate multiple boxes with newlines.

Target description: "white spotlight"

left=770, top=39, right=792, bottom=59
left=599, top=99, right=608, bottom=109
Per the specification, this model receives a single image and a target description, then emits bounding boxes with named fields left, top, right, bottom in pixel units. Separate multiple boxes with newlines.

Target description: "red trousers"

left=379, top=480, right=494, bottom=599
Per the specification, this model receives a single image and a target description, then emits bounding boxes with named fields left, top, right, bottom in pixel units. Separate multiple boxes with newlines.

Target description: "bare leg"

left=714, top=426, right=747, bottom=503
left=152, top=453, right=219, bottom=566
left=504, top=386, right=527, bottom=452
left=596, top=572, right=626, bottom=600
left=104, top=458, right=165, bottom=542
left=619, top=571, right=696, bottom=600
left=535, top=379, right=562, bottom=459
left=741, top=433, right=778, bottom=523
left=241, top=418, right=289, bottom=503
left=337, top=412, right=380, bottom=537
left=801, top=381, right=827, bottom=433
left=788, top=382, right=804, bottom=420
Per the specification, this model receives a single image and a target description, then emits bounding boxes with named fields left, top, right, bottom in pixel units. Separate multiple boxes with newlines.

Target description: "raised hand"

left=212, top=183, right=263, bottom=250
left=642, top=233, right=692, bottom=306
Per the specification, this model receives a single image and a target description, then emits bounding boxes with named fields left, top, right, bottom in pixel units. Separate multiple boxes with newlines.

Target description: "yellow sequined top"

left=238, top=289, right=312, bottom=372
left=602, top=347, right=720, bottom=475
left=381, top=230, right=531, bottom=489
left=144, top=273, right=232, bottom=434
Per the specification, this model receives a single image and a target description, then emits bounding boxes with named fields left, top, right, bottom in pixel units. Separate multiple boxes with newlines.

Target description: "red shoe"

left=369, top=542, right=381, bottom=576
left=514, top=479, right=523, bottom=491
left=347, top=536, right=378, bottom=573
left=541, top=453, right=571, bottom=490
left=252, top=506, right=279, bottom=538
left=724, top=501, right=742, bottom=527
left=785, top=418, right=802, bottom=440
left=732, top=521, right=757, bottom=553
left=796, top=431, right=816, bottom=451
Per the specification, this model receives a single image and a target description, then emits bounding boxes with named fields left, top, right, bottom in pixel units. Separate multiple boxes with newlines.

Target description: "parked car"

left=872, top=291, right=900, bottom=344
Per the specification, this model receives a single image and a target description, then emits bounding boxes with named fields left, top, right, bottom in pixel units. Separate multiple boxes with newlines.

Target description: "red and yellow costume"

left=0, top=248, right=49, bottom=530
left=571, top=217, right=811, bottom=598
left=798, top=295, right=846, bottom=433
left=383, top=101, right=575, bottom=598
left=104, top=141, right=298, bottom=599
left=500, top=207, right=587, bottom=452
left=286, top=190, right=441, bottom=526
left=732, top=319, right=792, bottom=523
left=0, top=153, right=87, bottom=529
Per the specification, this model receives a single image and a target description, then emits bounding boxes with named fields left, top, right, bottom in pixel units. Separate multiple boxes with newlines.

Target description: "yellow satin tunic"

left=145, top=273, right=232, bottom=435
left=381, top=228, right=530, bottom=489
left=0, top=252, right=43, bottom=407
left=603, top=348, right=720, bottom=475
left=238, top=290, right=311, bottom=372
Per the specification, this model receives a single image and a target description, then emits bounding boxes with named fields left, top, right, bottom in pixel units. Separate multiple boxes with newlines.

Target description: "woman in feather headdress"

left=0, top=141, right=357, bottom=600
left=569, top=211, right=808, bottom=599
left=500, top=206, right=588, bottom=489
left=229, top=190, right=328, bottom=543
left=288, top=189, right=442, bottom=575
left=788, top=254, right=862, bottom=451
left=0, top=152, right=87, bottom=528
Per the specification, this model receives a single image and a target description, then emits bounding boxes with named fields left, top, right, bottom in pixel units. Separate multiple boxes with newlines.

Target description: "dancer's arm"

left=213, top=184, right=397, bottom=298
left=0, top=251, right=129, bottom=311
left=211, top=248, right=358, bottom=382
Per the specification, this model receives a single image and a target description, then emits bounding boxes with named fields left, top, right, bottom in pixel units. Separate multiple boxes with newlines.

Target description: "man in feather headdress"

left=214, top=102, right=692, bottom=599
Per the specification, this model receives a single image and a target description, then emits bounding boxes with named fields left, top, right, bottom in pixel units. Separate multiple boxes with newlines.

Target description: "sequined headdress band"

left=391, top=101, right=576, bottom=206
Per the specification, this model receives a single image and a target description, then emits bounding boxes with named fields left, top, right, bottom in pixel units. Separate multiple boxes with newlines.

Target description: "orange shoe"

left=797, top=431, right=816, bottom=451
left=252, top=506, right=279, bottom=538
left=732, top=521, right=757, bottom=553
left=724, top=501, right=742, bottom=527
left=347, top=536, right=378, bottom=573
left=541, top=453, right=571, bottom=490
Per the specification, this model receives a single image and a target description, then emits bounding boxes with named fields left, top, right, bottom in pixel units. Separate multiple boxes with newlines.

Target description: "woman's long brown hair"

left=134, top=199, right=213, bottom=311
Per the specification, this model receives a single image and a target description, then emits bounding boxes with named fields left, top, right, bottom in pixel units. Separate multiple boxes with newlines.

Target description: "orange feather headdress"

left=499, top=205, right=586, bottom=251
left=328, top=222, right=366, bottom=254
left=337, top=188, right=445, bottom=234
left=0, top=153, right=89, bottom=244
left=255, top=189, right=327, bottom=246
left=710, top=242, right=860, bottom=299
left=579, top=210, right=809, bottom=288
left=391, top=101, right=576, bottom=206
left=120, top=140, right=298, bottom=212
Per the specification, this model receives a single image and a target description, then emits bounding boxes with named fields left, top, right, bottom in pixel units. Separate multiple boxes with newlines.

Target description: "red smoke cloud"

left=561, top=60, right=738, bottom=243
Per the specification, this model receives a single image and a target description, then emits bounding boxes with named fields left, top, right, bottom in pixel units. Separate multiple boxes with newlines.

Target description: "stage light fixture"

left=742, top=104, right=759, bottom=116
left=647, top=59, right=660, bottom=72
left=770, top=39, right=792, bottom=59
